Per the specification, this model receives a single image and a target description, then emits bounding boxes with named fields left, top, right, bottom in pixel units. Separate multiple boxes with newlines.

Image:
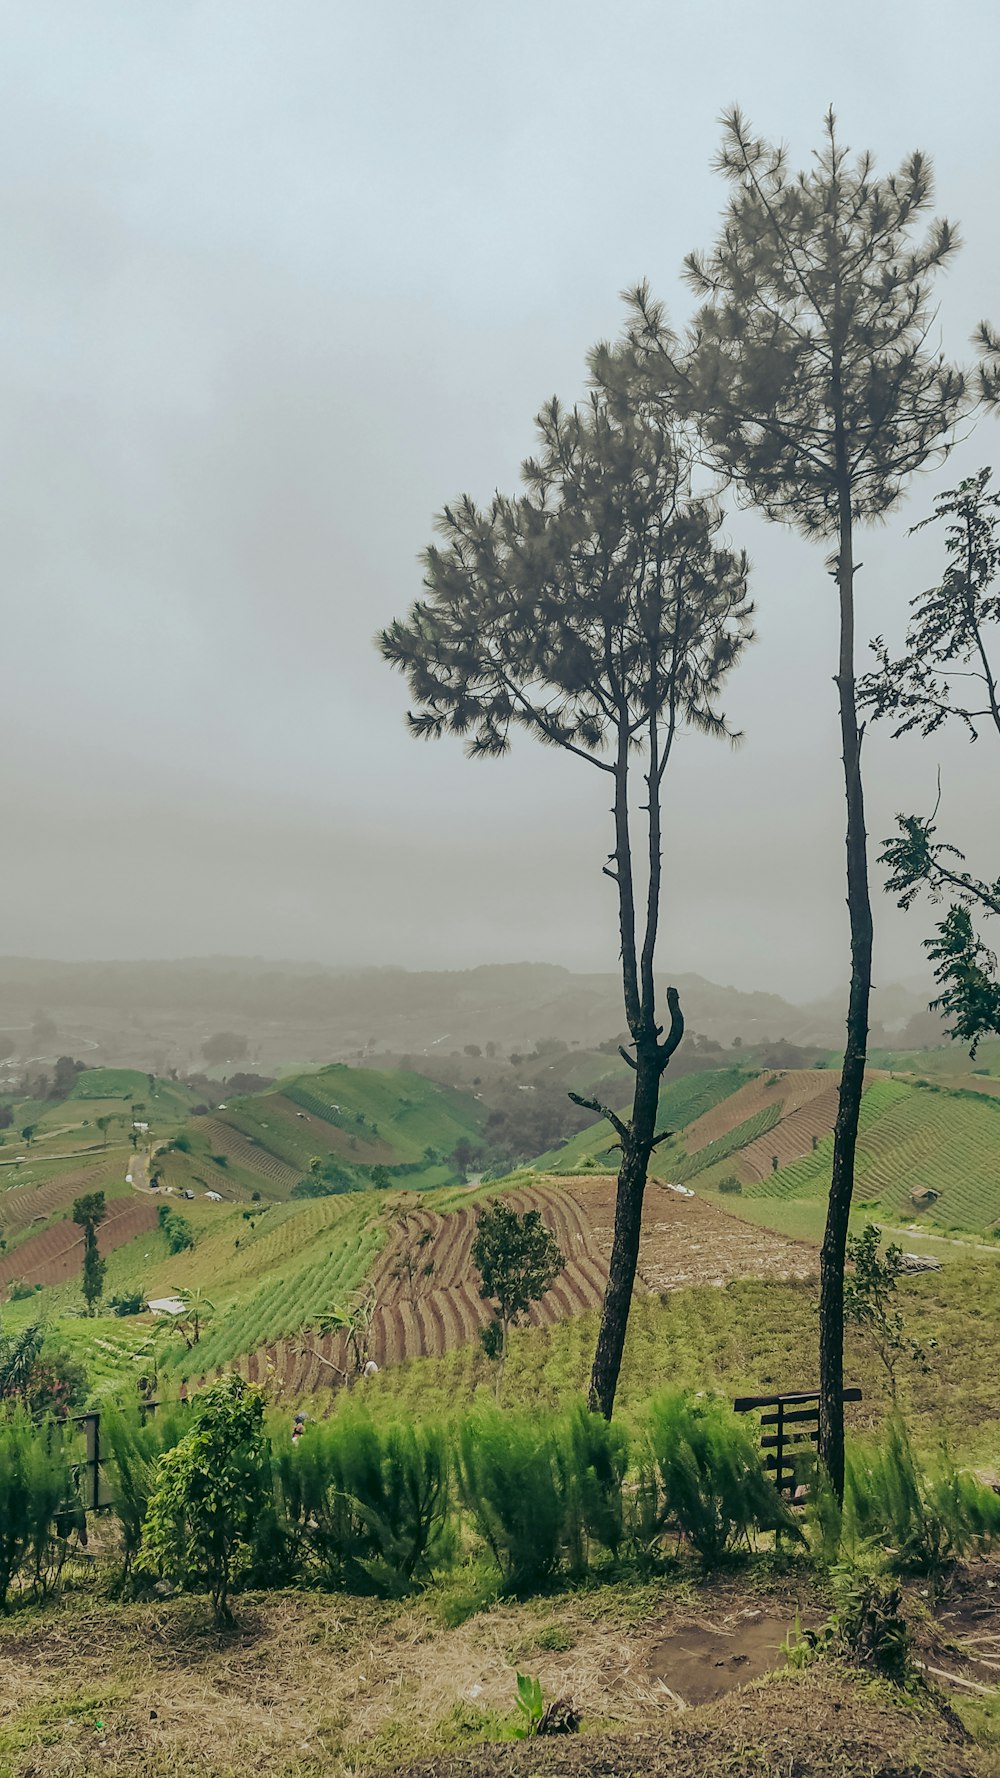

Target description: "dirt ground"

left=2, top=1565, right=998, bottom=1778
left=564, top=1174, right=818, bottom=1294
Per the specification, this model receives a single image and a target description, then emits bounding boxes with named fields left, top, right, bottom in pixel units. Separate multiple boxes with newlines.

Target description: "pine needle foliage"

left=379, top=348, right=753, bottom=1421
left=644, top=1389, right=798, bottom=1569
left=0, top=1406, right=77, bottom=1610
left=454, top=1411, right=570, bottom=1589
left=102, top=1399, right=188, bottom=1584
left=625, top=107, right=968, bottom=1497
left=845, top=1415, right=1000, bottom=1582
left=275, top=1409, right=452, bottom=1595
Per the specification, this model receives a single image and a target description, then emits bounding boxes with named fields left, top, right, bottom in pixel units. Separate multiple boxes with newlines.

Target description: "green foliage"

left=513, top=1672, right=544, bottom=1737
left=0, top=1407, right=78, bottom=1609
left=844, top=1224, right=931, bottom=1395
left=863, top=470, right=1000, bottom=1054
left=102, top=1399, right=188, bottom=1582
left=644, top=1390, right=798, bottom=1569
left=845, top=1416, right=1000, bottom=1582
left=276, top=1410, right=452, bottom=1594
left=560, top=1406, right=630, bottom=1565
left=718, top=1175, right=742, bottom=1194
left=73, top=1190, right=107, bottom=1316
left=139, top=1374, right=270, bottom=1622
left=454, top=1412, right=568, bottom=1589
left=784, top=1566, right=913, bottom=1686
left=0, top=1325, right=44, bottom=1401
left=472, top=1203, right=563, bottom=1390
left=109, top=1292, right=145, bottom=1317
left=157, top=1206, right=194, bottom=1254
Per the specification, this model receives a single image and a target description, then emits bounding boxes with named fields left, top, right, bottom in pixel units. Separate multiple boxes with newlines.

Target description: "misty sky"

left=2, top=0, right=998, bottom=1001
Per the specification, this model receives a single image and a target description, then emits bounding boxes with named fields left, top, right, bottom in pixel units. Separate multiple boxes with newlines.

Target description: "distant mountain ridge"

left=0, top=955, right=937, bottom=1073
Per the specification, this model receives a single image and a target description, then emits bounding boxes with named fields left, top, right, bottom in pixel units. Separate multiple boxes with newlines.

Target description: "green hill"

left=153, top=1063, right=485, bottom=1202
left=541, top=1061, right=1000, bottom=1245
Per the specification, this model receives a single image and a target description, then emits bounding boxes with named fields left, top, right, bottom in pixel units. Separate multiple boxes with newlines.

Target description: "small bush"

left=717, top=1176, right=742, bottom=1194
left=276, top=1410, right=452, bottom=1594
left=646, top=1390, right=798, bottom=1568
left=0, top=1407, right=79, bottom=1609
left=102, top=1400, right=188, bottom=1583
left=455, top=1412, right=567, bottom=1589
left=845, top=1417, right=1000, bottom=1582
left=109, top=1292, right=144, bottom=1317
left=558, top=1406, right=629, bottom=1566
left=139, top=1375, right=270, bottom=1622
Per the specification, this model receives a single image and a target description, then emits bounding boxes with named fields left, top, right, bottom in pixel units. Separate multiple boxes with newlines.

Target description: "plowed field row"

left=0, top=1163, right=111, bottom=1239
left=683, top=1069, right=838, bottom=1154
left=734, top=1082, right=842, bottom=1182
left=0, top=1196, right=159, bottom=1287
left=245, top=1175, right=816, bottom=1396
left=199, top=1120, right=300, bottom=1190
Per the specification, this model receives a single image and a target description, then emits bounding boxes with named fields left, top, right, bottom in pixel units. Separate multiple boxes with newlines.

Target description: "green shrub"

left=276, top=1410, right=451, bottom=1594
left=645, top=1390, right=798, bottom=1568
left=139, top=1374, right=270, bottom=1623
left=845, top=1417, right=1000, bottom=1581
left=558, top=1406, right=629, bottom=1566
left=102, top=1400, right=188, bottom=1582
left=718, top=1176, right=742, bottom=1194
left=109, top=1292, right=145, bottom=1317
left=0, top=1407, right=78, bottom=1609
left=455, top=1412, right=567, bottom=1588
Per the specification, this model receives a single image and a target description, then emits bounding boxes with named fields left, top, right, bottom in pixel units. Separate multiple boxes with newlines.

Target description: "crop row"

left=673, top=1105, right=781, bottom=1183
left=186, top=1205, right=385, bottom=1372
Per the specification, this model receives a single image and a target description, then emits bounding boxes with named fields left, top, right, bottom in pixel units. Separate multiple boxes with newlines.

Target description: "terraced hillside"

left=554, top=1064, right=1000, bottom=1243
left=0, top=1192, right=160, bottom=1288
left=226, top=1177, right=815, bottom=1397
left=153, top=1064, right=485, bottom=1200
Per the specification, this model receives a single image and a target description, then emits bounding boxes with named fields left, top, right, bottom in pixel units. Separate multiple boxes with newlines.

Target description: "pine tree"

left=379, top=351, right=752, bottom=1417
left=627, top=109, right=967, bottom=1495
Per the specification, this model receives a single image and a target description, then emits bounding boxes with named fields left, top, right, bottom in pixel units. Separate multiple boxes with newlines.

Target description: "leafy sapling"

left=844, top=1224, right=932, bottom=1399
left=472, top=1202, right=563, bottom=1400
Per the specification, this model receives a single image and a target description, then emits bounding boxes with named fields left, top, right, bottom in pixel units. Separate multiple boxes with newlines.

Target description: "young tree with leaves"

left=72, top=1190, right=107, bottom=1316
left=380, top=357, right=752, bottom=1418
left=140, top=1372, right=269, bottom=1624
left=844, top=1224, right=931, bottom=1399
left=862, top=470, right=1000, bottom=1051
left=472, top=1201, right=563, bottom=1400
left=627, top=109, right=967, bottom=1494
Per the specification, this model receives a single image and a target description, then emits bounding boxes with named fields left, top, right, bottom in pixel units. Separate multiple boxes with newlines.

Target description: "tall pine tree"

left=379, top=357, right=752, bottom=1417
left=628, top=110, right=967, bottom=1492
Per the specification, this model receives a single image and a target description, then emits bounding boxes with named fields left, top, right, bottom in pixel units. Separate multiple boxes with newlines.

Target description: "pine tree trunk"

left=588, top=1042, right=661, bottom=1419
left=818, top=493, right=873, bottom=1500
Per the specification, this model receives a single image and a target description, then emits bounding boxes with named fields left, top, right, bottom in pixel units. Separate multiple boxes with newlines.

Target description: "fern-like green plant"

left=0, top=1406, right=77, bottom=1610
left=102, top=1399, right=188, bottom=1584
left=845, top=1416, right=1000, bottom=1584
left=557, top=1406, right=629, bottom=1568
left=646, top=1389, right=799, bottom=1569
left=454, top=1412, right=567, bottom=1588
left=275, top=1409, right=451, bottom=1594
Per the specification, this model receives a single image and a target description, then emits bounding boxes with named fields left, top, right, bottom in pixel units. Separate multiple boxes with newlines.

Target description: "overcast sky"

left=1, top=0, right=998, bottom=1000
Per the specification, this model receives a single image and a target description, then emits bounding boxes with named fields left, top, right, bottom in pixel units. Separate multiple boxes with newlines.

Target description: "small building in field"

left=910, top=1185, right=939, bottom=1208
left=147, top=1296, right=187, bottom=1317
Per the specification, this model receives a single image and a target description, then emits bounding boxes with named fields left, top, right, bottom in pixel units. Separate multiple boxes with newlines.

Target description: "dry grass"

left=3, top=1567, right=1000, bottom=1778
left=0, top=1571, right=812, bottom=1778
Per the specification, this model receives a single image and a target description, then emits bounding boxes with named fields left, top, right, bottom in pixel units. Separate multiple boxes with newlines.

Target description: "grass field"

left=2, top=1575, right=992, bottom=1778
